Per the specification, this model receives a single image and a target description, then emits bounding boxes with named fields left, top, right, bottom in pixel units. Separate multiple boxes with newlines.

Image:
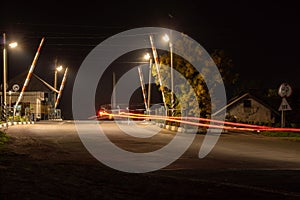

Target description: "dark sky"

left=0, top=0, right=299, bottom=119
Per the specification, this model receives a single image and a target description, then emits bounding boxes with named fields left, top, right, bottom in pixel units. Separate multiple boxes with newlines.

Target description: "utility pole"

left=53, top=58, right=58, bottom=108
left=1, top=33, right=7, bottom=122
left=112, top=72, right=116, bottom=109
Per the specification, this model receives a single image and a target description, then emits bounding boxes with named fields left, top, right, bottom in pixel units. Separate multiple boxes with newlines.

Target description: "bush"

left=0, top=131, right=8, bottom=146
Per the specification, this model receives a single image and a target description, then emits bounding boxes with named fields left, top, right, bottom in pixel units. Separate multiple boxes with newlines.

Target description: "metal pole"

left=53, top=70, right=57, bottom=110
left=147, top=59, right=152, bottom=113
left=170, top=41, right=174, bottom=117
left=53, top=59, right=58, bottom=109
left=54, top=70, right=57, bottom=90
left=112, top=72, right=116, bottom=109
left=8, top=91, right=11, bottom=109
left=2, top=33, right=7, bottom=122
left=281, top=110, right=285, bottom=128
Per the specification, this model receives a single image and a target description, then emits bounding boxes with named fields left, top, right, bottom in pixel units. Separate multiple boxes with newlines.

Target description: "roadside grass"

left=259, top=131, right=300, bottom=141
left=260, top=131, right=300, bottom=137
left=0, top=131, right=9, bottom=146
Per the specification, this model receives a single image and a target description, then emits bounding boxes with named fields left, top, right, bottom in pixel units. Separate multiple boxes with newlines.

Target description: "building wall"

left=227, top=98, right=275, bottom=124
left=7, top=91, right=46, bottom=120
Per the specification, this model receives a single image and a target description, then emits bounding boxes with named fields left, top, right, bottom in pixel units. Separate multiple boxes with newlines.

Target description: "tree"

left=151, top=48, right=238, bottom=119
left=210, top=49, right=239, bottom=88
left=152, top=54, right=210, bottom=118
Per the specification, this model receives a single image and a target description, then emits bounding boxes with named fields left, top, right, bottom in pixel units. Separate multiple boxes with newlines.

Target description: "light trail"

left=120, top=112, right=270, bottom=129
left=94, top=111, right=300, bottom=133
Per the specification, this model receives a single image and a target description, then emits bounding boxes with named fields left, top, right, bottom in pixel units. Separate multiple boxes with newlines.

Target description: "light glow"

left=162, top=34, right=170, bottom=42
left=144, top=53, right=151, bottom=60
left=56, top=65, right=63, bottom=72
left=9, top=42, right=18, bottom=48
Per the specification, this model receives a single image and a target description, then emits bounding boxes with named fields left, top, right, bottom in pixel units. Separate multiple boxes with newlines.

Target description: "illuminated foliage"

left=151, top=48, right=238, bottom=118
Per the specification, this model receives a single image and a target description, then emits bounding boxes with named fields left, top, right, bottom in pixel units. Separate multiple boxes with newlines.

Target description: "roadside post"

left=278, top=83, right=292, bottom=128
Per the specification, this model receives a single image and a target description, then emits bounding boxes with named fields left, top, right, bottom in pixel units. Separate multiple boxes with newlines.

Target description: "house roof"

left=213, top=90, right=281, bottom=116
left=8, top=71, right=52, bottom=92
left=213, top=89, right=300, bottom=124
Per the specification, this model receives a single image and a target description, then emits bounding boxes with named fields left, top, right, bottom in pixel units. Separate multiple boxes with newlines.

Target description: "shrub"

left=0, top=131, right=8, bottom=146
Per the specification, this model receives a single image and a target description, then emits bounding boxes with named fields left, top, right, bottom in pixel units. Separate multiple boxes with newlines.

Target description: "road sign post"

left=278, top=83, right=292, bottom=128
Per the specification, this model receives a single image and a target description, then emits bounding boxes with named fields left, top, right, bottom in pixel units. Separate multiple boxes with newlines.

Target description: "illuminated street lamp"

left=144, top=52, right=151, bottom=60
left=2, top=33, right=18, bottom=122
left=8, top=42, right=18, bottom=48
left=162, top=34, right=170, bottom=43
left=163, top=33, right=174, bottom=116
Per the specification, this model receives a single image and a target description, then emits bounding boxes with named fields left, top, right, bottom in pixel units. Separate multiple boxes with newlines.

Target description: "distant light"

left=144, top=53, right=151, bottom=60
left=56, top=65, right=63, bottom=72
left=162, top=34, right=170, bottom=42
left=9, top=42, right=18, bottom=48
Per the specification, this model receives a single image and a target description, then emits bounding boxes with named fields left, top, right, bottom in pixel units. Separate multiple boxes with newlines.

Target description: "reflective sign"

left=278, top=83, right=292, bottom=97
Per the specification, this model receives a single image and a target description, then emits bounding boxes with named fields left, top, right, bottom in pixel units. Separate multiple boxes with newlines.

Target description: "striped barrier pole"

left=137, top=66, right=148, bottom=111
left=147, top=58, right=152, bottom=111
left=33, top=73, right=59, bottom=93
left=14, top=37, right=45, bottom=115
left=149, top=35, right=167, bottom=112
left=54, top=67, right=68, bottom=109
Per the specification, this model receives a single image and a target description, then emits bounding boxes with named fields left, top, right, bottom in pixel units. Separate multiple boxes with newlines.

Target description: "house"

left=214, top=92, right=281, bottom=126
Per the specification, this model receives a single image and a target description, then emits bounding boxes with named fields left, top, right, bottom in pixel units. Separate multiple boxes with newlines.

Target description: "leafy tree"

left=152, top=55, right=210, bottom=118
left=151, top=47, right=238, bottom=119
left=210, top=49, right=239, bottom=87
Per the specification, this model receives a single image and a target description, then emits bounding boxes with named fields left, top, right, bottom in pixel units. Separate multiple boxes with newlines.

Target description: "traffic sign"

left=278, top=97, right=292, bottom=111
left=12, top=84, right=20, bottom=92
left=278, top=83, right=292, bottom=97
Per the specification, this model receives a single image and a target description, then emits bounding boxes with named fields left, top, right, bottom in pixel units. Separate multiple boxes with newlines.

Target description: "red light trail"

left=93, top=111, right=300, bottom=133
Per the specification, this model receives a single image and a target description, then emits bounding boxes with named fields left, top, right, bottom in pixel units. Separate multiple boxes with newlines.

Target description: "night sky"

left=0, top=0, right=299, bottom=119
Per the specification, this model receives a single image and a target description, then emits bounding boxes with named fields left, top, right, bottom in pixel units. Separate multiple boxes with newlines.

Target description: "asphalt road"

left=1, top=120, right=299, bottom=199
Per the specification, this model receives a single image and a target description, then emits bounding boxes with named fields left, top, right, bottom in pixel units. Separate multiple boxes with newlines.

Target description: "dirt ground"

left=0, top=123, right=300, bottom=200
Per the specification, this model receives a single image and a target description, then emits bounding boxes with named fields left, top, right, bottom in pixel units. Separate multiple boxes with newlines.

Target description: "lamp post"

left=51, top=64, right=63, bottom=120
left=54, top=65, right=63, bottom=107
left=54, top=65, right=63, bottom=90
left=2, top=33, right=18, bottom=122
left=163, top=33, right=174, bottom=116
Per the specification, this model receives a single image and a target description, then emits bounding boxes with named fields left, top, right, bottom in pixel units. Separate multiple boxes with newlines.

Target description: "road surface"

left=1, top=120, right=299, bottom=199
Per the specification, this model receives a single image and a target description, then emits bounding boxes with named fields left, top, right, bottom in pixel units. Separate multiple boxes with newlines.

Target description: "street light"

left=144, top=52, right=151, bottom=60
left=2, top=33, right=18, bottom=122
left=162, top=34, right=170, bottom=43
left=8, top=42, right=18, bottom=48
left=163, top=33, right=174, bottom=116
